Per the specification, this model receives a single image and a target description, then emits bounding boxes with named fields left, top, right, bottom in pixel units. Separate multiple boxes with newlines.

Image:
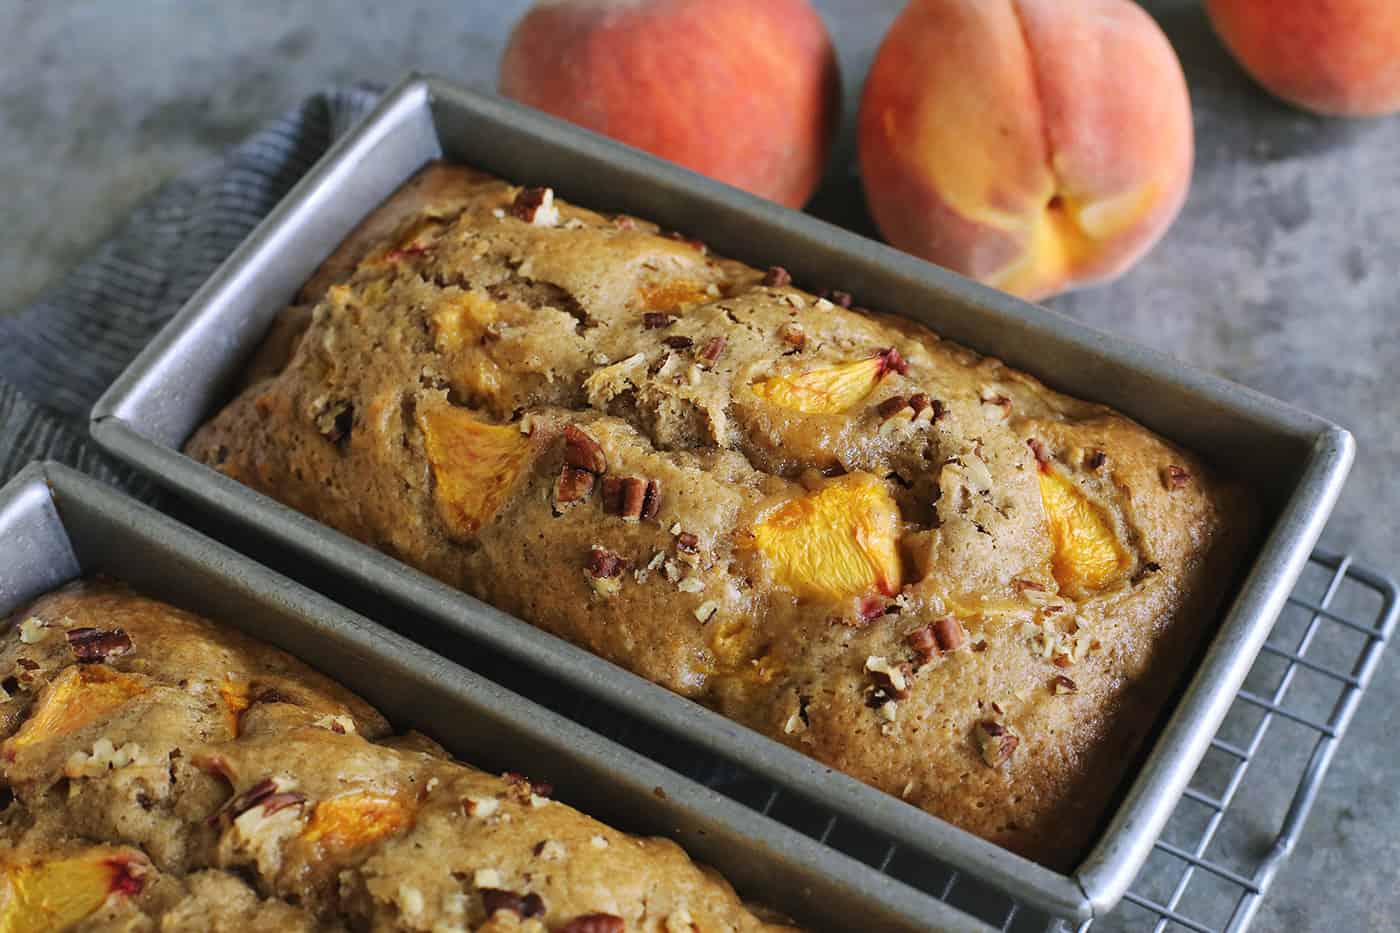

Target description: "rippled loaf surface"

left=187, top=162, right=1255, bottom=869
left=0, top=581, right=792, bottom=932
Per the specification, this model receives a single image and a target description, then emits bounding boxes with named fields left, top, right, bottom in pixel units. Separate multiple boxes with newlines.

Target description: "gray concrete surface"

left=1, top=1, right=1395, bottom=929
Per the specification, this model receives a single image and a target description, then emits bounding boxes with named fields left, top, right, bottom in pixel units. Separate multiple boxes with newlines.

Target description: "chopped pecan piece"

left=974, top=720, right=1019, bottom=767
left=699, top=335, right=726, bottom=365
left=554, top=466, right=596, bottom=506
left=878, top=346, right=908, bottom=376
left=1163, top=464, right=1191, bottom=489
left=1084, top=448, right=1107, bottom=471
left=906, top=617, right=966, bottom=662
left=905, top=626, right=938, bottom=662
left=561, top=915, right=625, bottom=933
left=260, top=792, right=308, bottom=814
left=482, top=889, right=546, bottom=918
left=762, top=266, right=792, bottom=287
left=1050, top=675, right=1078, bottom=695
left=585, top=546, right=626, bottom=579
left=643, top=311, right=675, bottom=329
left=662, top=335, right=694, bottom=350
left=817, top=289, right=852, bottom=308
left=675, top=531, right=699, bottom=553
left=778, top=322, right=805, bottom=348
left=932, top=617, right=966, bottom=653
left=563, top=425, right=608, bottom=475
left=509, top=186, right=559, bottom=225
left=878, top=395, right=909, bottom=418
left=908, top=392, right=932, bottom=415
left=601, top=476, right=661, bottom=521
left=313, top=399, right=354, bottom=447
left=865, top=655, right=912, bottom=701
left=66, top=628, right=133, bottom=664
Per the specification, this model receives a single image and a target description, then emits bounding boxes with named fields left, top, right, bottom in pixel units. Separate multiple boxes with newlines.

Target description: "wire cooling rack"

left=712, top=550, right=1398, bottom=932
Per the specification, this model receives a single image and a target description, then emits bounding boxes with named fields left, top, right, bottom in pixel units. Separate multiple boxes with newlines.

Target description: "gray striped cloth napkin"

left=0, top=86, right=381, bottom=491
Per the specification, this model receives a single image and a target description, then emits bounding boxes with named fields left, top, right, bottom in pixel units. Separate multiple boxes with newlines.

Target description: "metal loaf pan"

left=0, top=462, right=994, bottom=933
left=90, top=75, right=1353, bottom=923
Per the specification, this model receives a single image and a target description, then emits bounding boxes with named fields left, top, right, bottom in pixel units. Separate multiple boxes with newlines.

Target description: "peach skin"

left=1207, top=0, right=1400, bottom=117
left=857, top=0, right=1194, bottom=301
left=499, top=0, right=841, bottom=209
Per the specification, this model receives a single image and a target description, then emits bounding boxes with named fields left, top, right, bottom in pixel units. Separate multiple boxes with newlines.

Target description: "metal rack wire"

left=714, top=550, right=1399, bottom=933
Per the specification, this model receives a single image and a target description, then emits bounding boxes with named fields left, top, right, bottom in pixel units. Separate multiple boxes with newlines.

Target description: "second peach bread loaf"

left=187, top=162, right=1255, bottom=869
left=0, top=581, right=792, bottom=931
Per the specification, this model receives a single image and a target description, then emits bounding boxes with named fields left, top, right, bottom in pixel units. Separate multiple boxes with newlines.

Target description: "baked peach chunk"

left=301, top=792, right=411, bottom=850
left=430, top=290, right=500, bottom=351
left=638, top=278, right=713, bottom=311
left=219, top=678, right=251, bottom=737
left=751, top=473, right=903, bottom=601
left=418, top=406, right=534, bottom=537
left=1038, top=467, right=1130, bottom=595
left=751, top=349, right=906, bottom=415
left=0, top=848, right=148, bottom=933
left=2, top=666, right=145, bottom=761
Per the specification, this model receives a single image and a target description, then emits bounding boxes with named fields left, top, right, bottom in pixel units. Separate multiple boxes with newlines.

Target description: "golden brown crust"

left=0, top=581, right=790, bottom=932
left=187, top=162, right=1255, bottom=868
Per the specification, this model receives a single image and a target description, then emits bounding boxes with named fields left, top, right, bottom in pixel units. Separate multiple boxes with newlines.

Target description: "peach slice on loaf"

left=2, top=666, right=145, bottom=762
left=749, top=473, right=904, bottom=603
left=0, top=848, right=149, bottom=933
left=751, top=349, right=907, bottom=415
left=419, top=406, right=536, bottom=537
left=1037, top=466, right=1130, bottom=596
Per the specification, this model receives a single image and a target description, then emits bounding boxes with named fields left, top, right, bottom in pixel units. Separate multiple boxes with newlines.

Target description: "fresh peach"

left=1206, top=0, right=1400, bottom=117
left=857, top=0, right=1193, bottom=301
left=498, top=0, right=841, bottom=208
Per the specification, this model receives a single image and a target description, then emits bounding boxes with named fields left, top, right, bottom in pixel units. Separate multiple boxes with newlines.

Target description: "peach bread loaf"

left=0, top=581, right=793, bottom=932
left=186, top=162, right=1255, bottom=869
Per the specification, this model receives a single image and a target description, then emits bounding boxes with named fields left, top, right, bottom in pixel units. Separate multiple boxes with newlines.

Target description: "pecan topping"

left=699, top=335, right=726, bottom=365
left=974, top=720, right=1019, bottom=767
left=662, top=335, right=694, bottom=350
left=510, top=186, right=558, bottom=224
left=906, top=617, right=966, bottom=662
left=778, top=322, right=805, bottom=348
left=313, top=399, right=354, bottom=447
left=762, top=265, right=792, bottom=288
left=817, top=289, right=852, bottom=308
left=878, top=346, right=908, bottom=376
left=563, top=425, right=608, bottom=475
left=878, top=395, right=909, bottom=418
left=908, top=393, right=932, bottom=415
left=643, top=311, right=676, bottom=329
left=1164, top=464, right=1191, bottom=489
left=1083, top=449, right=1107, bottom=471
left=865, top=655, right=911, bottom=702
left=676, top=531, right=699, bottom=553
left=226, top=778, right=278, bottom=818
left=972, top=639, right=989, bottom=652
left=554, top=466, right=596, bottom=506
left=932, top=617, right=967, bottom=653
left=601, top=476, right=661, bottom=521
left=1050, top=675, right=1078, bottom=695
left=260, top=792, right=308, bottom=814
left=585, top=546, right=626, bottom=579
left=66, top=627, right=133, bottom=663
left=561, top=915, right=625, bottom=933
left=483, top=889, right=546, bottom=918
left=1027, top=438, right=1050, bottom=465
